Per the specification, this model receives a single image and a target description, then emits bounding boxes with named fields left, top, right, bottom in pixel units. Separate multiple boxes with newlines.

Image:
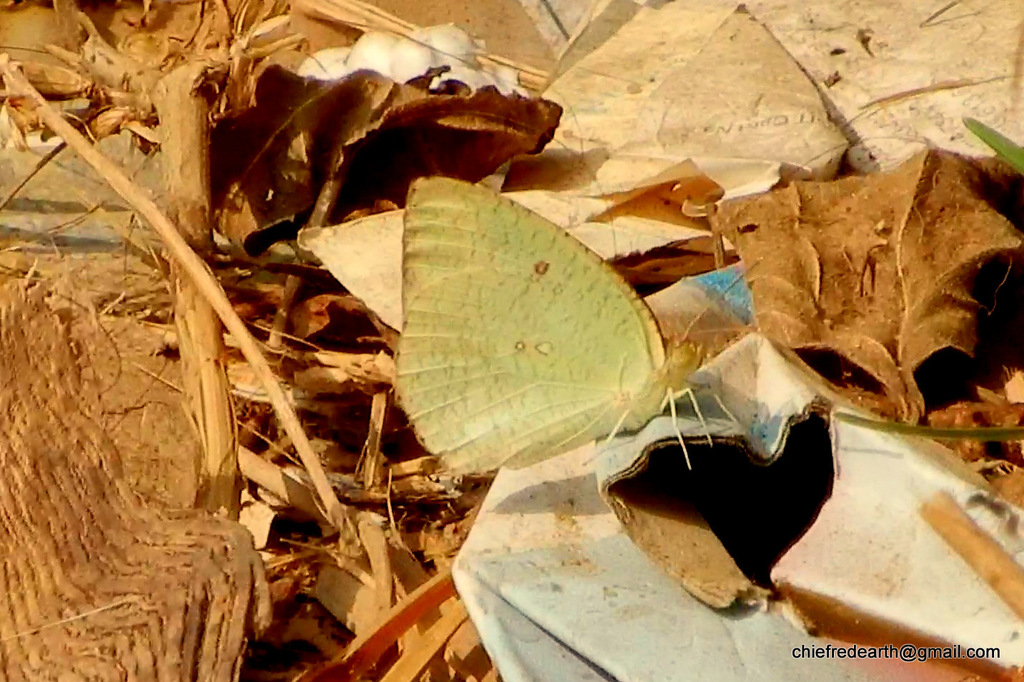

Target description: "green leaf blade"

left=964, top=117, right=1024, bottom=176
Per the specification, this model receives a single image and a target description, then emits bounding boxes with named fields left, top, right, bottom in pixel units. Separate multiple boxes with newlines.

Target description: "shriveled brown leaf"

left=19, top=60, right=92, bottom=99
left=211, top=66, right=562, bottom=253
left=716, top=150, right=1023, bottom=420
left=291, top=292, right=384, bottom=343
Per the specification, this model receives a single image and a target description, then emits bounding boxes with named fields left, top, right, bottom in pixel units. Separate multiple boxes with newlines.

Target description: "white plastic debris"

left=296, top=46, right=351, bottom=80
left=387, top=37, right=437, bottom=84
left=296, top=25, right=525, bottom=95
left=343, top=31, right=399, bottom=76
left=411, top=23, right=481, bottom=66
left=456, top=330, right=1024, bottom=681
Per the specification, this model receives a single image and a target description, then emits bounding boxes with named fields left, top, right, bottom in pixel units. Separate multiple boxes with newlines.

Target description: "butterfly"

left=396, top=177, right=707, bottom=473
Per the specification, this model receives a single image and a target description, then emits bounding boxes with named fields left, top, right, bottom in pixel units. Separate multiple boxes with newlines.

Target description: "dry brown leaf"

left=291, top=292, right=383, bottom=343
left=19, top=60, right=92, bottom=99
left=211, top=65, right=562, bottom=253
left=716, top=150, right=1022, bottom=420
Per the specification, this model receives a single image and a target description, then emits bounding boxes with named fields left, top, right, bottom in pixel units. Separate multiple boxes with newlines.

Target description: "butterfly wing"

left=397, top=177, right=667, bottom=473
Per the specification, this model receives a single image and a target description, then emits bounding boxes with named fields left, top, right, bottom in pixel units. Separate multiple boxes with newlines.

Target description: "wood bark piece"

left=358, top=513, right=394, bottom=622
left=716, top=150, right=1023, bottom=420
left=359, top=390, right=389, bottom=488
left=0, top=285, right=270, bottom=680
left=388, top=545, right=450, bottom=680
left=238, top=446, right=331, bottom=525
left=0, top=56, right=353, bottom=537
left=314, top=564, right=381, bottom=635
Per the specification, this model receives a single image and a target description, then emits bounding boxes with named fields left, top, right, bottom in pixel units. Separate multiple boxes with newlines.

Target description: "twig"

left=859, top=77, right=1007, bottom=111
left=297, top=568, right=459, bottom=682
left=380, top=601, right=467, bottom=682
left=920, top=1, right=961, bottom=27
left=129, top=360, right=182, bottom=392
left=268, top=273, right=301, bottom=349
left=238, top=445, right=330, bottom=525
left=0, top=141, right=66, bottom=214
left=0, top=55, right=351, bottom=534
left=708, top=204, right=725, bottom=270
left=358, top=390, right=389, bottom=487
left=920, top=491, right=1024, bottom=621
left=181, top=0, right=208, bottom=51
left=385, top=468, right=398, bottom=535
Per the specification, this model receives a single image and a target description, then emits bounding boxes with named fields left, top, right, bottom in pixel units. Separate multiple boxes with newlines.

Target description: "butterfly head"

left=661, top=340, right=704, bottom=390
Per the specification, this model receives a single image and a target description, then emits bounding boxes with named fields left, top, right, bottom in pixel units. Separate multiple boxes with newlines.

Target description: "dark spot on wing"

left=534, top=261, right=550, bottom=275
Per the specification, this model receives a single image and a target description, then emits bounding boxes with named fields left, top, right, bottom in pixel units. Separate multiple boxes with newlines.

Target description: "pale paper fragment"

left=744, top=0, right=1023, bottom=169
left=299, top=210, right=404, bottom=329
left=544, top=3, right=847, bottom=176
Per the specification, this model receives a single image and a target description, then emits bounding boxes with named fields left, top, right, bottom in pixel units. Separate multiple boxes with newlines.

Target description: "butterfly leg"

left=604, top=408, right=633, bottom=444
left=661, top=386, right=716, bottom=469
left=678, top=386, right=713, bottom=447
left=664, top=390, right=693, bottom=470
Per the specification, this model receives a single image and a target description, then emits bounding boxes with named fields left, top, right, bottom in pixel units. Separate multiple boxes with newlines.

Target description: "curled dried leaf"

left=716, top=150, right=1023, bottom=420
left=211, top=65, right=561, bottom=253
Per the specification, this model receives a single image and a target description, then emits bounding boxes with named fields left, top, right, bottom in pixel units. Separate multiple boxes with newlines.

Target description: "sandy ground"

left=0, top=247, right=199, bottom=509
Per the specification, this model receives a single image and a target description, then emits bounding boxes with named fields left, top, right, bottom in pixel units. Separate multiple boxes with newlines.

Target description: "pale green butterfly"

left=396, top=176, right=706, bottom=474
